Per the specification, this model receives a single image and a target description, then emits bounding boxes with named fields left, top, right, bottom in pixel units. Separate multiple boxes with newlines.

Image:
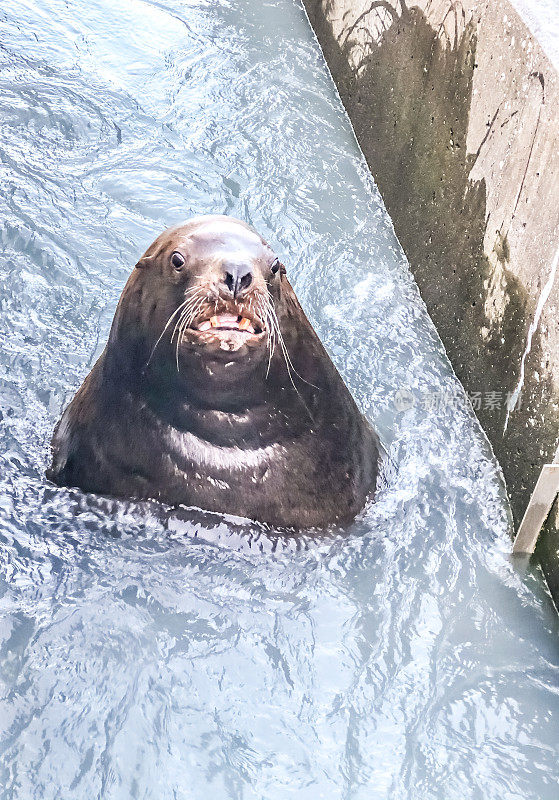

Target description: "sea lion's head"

left=107, top=216, right=293, bottom=400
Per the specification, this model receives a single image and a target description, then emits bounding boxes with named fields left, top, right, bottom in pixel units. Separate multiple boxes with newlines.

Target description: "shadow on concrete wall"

left=305, top=0, right=559, bottom=527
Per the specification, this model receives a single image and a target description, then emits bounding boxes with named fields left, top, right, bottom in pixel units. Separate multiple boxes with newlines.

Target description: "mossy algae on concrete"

left=304, top=0, right=559, bottom=595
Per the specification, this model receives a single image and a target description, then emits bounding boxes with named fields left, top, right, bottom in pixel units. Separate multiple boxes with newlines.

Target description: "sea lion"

left=47, top=216, right=381, bottom=528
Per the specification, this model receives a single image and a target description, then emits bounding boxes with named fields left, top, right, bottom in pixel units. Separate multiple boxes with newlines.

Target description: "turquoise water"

left=0, top=1, right=558, bottom=798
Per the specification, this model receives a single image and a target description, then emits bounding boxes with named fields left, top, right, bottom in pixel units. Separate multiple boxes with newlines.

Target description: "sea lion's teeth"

left=198, top=320, right=211, bottom=331
left=210, top=316, right=219, bottom=328
left=238, top=317, right=253, bottom=331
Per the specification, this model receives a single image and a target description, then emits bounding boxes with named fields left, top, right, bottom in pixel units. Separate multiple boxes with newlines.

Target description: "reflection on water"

left=0, top=1, right=558, bottom=798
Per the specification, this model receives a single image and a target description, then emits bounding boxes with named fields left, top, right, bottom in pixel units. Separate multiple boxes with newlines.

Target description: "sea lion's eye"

left=171, top=251, right=185, bottom=270
left=271, top=259, right=280, bottom=274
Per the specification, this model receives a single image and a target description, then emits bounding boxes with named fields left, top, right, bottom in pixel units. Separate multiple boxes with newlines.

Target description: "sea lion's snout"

left=221, top=260, right=253, bottom=299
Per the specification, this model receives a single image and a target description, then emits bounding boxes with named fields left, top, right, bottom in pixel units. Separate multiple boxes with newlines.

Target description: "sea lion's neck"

left=151, top=380, right=309, bottom=449
left=100, top=325, right=325, bottom=452
left=100, top=357, right=308, bottom=451
left=169, top=401, right=296, bottom=449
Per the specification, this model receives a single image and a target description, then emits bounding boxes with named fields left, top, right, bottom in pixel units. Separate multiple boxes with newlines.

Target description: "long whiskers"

left=144, top=288, right=207, bottom=372
left=269, top=299, right=318, bottom=390
left=146, top=286, right=319, bottom=409
left=256, top=294, right=318, bottom=421
left=255, top=297, right=277, bottom=380
left=145, top=298, right=191, bottom=370
left=172, top=291, right=207, bottom=371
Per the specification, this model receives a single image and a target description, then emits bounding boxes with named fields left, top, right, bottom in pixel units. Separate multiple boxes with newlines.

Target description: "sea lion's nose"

left=222, top=261, right=253, bottom=299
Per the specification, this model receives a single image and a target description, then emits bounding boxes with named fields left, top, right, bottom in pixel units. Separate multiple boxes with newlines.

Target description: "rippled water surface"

left=1, top=1, right=558, bottom=798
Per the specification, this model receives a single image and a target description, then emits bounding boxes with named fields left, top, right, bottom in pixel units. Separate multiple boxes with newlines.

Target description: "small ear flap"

left=134, top=255, right=153, bottom=269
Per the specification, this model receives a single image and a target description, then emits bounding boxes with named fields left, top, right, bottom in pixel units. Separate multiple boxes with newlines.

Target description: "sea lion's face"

left=131, top=216, right=286, bottom=388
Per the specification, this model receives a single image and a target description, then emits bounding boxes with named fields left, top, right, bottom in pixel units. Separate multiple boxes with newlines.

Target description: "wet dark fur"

left=47, top=217, right=381, bottom=528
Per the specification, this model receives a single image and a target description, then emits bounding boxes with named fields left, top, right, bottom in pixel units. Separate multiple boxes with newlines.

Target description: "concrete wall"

left=303, top=0, right=559, bottom=594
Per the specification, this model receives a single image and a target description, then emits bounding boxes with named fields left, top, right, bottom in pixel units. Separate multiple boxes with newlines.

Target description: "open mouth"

left=190, top=311, right=264, bottom=337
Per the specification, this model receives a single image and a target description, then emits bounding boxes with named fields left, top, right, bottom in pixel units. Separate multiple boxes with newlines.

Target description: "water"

left=0, top=1, right=558, bottom=798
